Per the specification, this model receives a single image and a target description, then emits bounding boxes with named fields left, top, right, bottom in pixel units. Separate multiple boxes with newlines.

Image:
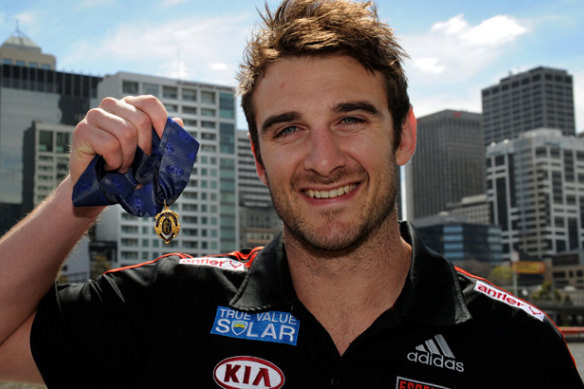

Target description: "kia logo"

left=213, top=356, right=285, bottom=389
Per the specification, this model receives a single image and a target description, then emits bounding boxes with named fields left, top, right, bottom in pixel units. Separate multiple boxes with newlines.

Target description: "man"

left=0, top=0, right=581, bottom=387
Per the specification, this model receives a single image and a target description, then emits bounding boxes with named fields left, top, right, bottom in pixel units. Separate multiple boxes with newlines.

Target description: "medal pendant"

left=154, top=201, right=180, bottom=244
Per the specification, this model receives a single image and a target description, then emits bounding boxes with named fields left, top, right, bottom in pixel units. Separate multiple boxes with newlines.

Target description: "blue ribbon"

left=72, top=117, right=199, bottom=217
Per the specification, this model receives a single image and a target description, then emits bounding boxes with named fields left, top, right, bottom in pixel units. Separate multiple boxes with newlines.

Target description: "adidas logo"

left=407, top=334, right=465, bottom=373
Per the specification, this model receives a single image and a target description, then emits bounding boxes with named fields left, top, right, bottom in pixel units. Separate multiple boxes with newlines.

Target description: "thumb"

left=172, top=117, right=184, bottom=128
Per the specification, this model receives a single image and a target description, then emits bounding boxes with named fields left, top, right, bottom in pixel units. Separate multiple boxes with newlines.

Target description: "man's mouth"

left=304, top=184, right=357, bottom=199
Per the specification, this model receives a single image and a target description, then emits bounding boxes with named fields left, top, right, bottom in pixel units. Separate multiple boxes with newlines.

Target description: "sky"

left=1, top=0, right=583, bottom=132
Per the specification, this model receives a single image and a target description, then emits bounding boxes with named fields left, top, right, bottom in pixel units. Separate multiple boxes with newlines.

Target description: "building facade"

left=447, top=194, right=491, bottom=225
left=95, top=72, right=238, bottom=267
left=0, top=32, right=101, bottom=234
left=236, top=130, right=281, bottom=248
left=20, top=121, right=90, bottom=281
left=22, top=122, right=72, bottom=213
left=405, top=109, right=484, bottom=220
left=0, top=28, right=55, bottom=70
left=481, top=66, right=575, bottom=146
left=486, top=129, right=584, bottom=262
left=413, top=213, right=503, bottom=267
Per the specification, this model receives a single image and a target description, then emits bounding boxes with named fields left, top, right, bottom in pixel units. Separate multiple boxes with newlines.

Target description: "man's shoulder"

left=173, top=249, right=259, bottom=273
left=96, top=247, right=264, bottom=295
left=455, top=267, right=548, bottom=325
left=106, top=247, right=262, bottom=276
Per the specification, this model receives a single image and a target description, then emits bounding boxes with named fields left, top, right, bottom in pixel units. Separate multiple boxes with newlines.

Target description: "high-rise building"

left=481, top=66, right=575, bottom=146
left=21, top=121, right=90, bottom=281
left=236, top=130, right=281, bottom=248
left=405, top=109, right=484, bottom=220
left=0, top=32, right=101, bottom=233
left=22, top=122, right=72, bottom=213
left=486, top=128, right=584, bottom=262
left=95, top=72, right=238, bottom=267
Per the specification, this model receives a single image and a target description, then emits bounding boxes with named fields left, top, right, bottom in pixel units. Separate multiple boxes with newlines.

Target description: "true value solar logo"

left=211, top=306, right=300, bottom=346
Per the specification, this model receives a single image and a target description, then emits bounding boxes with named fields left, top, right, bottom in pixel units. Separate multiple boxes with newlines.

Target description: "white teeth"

left=305, top=184, right=357, bottom=199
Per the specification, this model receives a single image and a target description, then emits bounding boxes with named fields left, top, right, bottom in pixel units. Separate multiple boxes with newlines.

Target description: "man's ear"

left=248, top=132, right=268, bottom=186
left=395, top=107, right=417, bottom=166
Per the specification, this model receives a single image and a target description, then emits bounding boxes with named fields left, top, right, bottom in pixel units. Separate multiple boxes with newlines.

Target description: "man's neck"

left=284, top=219, right=412, bottom=355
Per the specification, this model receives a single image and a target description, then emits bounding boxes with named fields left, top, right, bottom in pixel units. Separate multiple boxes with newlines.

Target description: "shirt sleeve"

left=30, top=260, right=163, bottom=387
left=538, top=317, right=584, bottom=387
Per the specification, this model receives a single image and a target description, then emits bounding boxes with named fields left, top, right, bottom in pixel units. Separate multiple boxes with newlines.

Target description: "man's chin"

left=285, top=223, right=369, bottom=256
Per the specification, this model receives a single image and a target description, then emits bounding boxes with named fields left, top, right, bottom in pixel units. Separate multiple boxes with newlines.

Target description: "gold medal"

left=154, top=201, right=180, bottom=244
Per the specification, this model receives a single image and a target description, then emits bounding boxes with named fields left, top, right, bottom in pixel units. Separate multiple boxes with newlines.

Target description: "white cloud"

left=60, top=13, right=253, bottom=86
left=411, top=57, right=445, bottom=74
left=14, top=10, right=37, bottom=25
left=210, top=62, right=229, bottom=71
left=404, top=13, right=529, bottom=83
left=462, top=15, right=528, bottom=46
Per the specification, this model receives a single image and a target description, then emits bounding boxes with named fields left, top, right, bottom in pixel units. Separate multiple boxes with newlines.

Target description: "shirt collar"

left=230, top=234, right=296, bottom=311
left=230, top=221, right=472, bottom=326
left=395, top=222, right=472, bottom=325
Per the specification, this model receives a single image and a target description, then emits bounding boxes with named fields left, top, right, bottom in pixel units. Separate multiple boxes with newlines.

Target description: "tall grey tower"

left=481, top=66, right=575, bottom=146
left=405, top=110, right=484, bottom=220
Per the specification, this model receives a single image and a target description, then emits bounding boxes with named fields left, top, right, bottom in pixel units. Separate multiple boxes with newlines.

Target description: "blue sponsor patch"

left=210, top=306, right=300, bottom=346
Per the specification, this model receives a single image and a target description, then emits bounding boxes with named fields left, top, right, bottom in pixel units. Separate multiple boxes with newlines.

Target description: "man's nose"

left=303, top=127, right=347, bottom=176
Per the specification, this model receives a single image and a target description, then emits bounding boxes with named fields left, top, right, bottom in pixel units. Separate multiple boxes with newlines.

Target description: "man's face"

left=252, top=55, right=408, bottom=252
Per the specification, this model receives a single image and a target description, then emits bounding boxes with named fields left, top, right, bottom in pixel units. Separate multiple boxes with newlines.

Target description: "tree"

left=90, top=254, right=112, bottom=279
left=487, top=264, right=513, bottom=287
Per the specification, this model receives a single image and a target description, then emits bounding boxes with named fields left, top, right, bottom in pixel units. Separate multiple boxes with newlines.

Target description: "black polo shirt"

left=31, top=222, right=583, bottom=388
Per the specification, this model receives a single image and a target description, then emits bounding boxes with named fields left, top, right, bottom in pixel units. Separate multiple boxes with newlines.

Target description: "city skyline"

left=1, top=0, right=583, bottom=132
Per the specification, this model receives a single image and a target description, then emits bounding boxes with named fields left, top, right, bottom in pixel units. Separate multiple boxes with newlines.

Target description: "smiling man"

left=0, top=0, right=582, bottom=388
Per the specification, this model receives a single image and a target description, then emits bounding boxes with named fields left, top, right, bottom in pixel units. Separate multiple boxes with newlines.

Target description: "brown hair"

left=237, top=0, right=410, bottom=163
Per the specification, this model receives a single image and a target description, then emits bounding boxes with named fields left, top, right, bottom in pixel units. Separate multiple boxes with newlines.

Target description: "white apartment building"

left=486, top=129, right=584, bottom=262
left=95, top=72, right=238, bottom=267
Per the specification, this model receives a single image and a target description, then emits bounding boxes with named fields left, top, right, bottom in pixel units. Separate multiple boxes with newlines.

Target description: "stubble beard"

left=266, top=164, right=399, bottom=256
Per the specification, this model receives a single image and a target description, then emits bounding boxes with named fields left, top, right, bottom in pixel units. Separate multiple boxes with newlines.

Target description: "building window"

left=143, top=82, right=159, bottom=96
left=201, top=108, right=216, bottom=117
left=164, top=104, right=178, bottom=113
left=38, top=131, right=53, bottom=152
left=220, top=123, right=235, bottom=154
left=56, top=132, right=70, bottom=153
left=201, top=121, right=216, bottom=129
left=201, top=90, right=215, bottom=104
left=182, top=106, right=197, bottom=114
left=219, top=92, right=235, bottom=119
left=182, top=88, right=197, bottom=102
left=122, top=80, right=139, bottom=94
left=162, top=86, right=178, bottom=99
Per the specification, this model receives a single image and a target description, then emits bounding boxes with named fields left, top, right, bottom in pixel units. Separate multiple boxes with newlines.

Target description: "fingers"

left=70, top=95, right=169, bottom=185
left=123, top=95, right=169, bottom=140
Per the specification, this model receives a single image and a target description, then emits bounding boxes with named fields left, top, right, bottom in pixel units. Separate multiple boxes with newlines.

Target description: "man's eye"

left=277, top=126, right=297, bottom=137
left=341, top=117, right=364, bottom=125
